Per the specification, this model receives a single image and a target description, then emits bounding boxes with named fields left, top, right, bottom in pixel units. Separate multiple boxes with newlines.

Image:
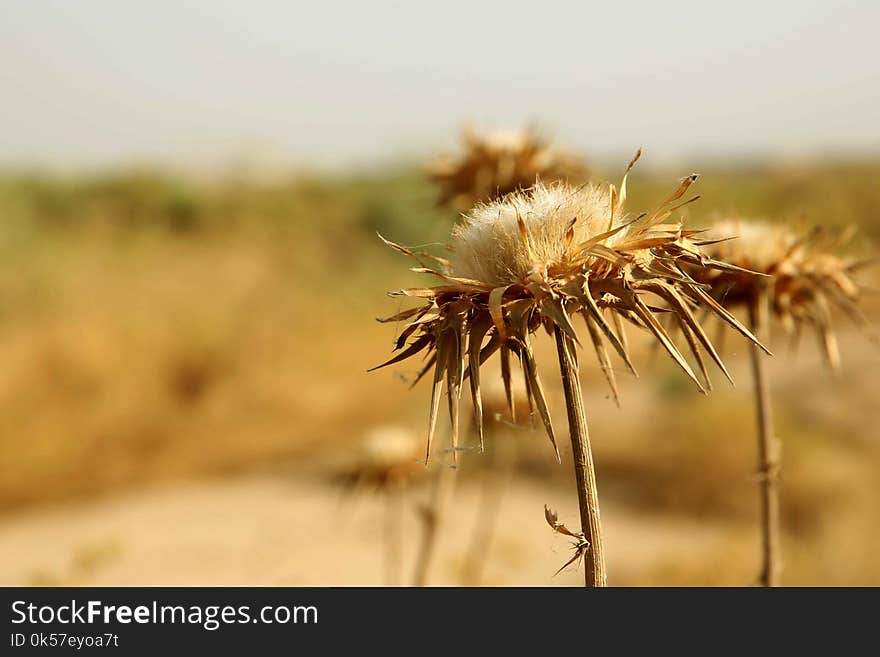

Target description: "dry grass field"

left=1, top=160, right=878, bottom=585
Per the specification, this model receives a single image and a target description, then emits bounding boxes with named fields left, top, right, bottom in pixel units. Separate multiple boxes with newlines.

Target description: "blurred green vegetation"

left=0, top=167, right=452, bottom=245
left=2, top=159, right=877, bottom=243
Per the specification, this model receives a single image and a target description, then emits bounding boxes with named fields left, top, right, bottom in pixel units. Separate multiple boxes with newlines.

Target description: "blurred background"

left=0, top=0, right=878, bottom=586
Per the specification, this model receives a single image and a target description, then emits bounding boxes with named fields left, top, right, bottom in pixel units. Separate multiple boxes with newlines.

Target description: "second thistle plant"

left=691, top=218, right=872, bottom=586
left=372, top=153, right=767, bottom=586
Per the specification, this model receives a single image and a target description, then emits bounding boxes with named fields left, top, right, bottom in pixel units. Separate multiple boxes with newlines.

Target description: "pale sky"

left=1, top=0, right=878, bottom=170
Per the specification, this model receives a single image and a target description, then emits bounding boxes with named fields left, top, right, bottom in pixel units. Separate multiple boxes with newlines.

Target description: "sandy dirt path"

left=0, top=472, right=752, bottom=587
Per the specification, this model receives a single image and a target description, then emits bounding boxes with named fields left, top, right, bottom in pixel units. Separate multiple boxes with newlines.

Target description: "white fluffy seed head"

left=448, top=182, right=620, bottom=285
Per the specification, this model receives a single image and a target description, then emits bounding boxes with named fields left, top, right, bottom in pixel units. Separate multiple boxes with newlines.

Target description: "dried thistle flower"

left=372, top=151, right=767, bottom=586
left=428, top=127, right=587, bottom=210
left=691, top=219, right=871, bottom=368
left=375, top=153, right=765, bottom=459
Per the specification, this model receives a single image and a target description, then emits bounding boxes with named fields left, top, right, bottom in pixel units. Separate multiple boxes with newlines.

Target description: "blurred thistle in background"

left=697, top=220, right=872, bottom=368
left=427, top=128, right=587, bottom=210
left=335, top=425, right=424, bottom=586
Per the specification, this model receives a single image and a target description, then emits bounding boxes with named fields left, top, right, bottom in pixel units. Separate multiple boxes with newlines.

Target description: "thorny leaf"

left=544, top=505, right=591, bottom=576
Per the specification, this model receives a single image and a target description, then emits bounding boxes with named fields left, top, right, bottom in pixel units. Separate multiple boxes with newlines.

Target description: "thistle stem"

left=748, top=300, right=781, bottom=587
left=383, top=484, right=404, bottom=586
left=413, top=464, right=455, bottom=586
left=554, top=326, right=606, bottom=587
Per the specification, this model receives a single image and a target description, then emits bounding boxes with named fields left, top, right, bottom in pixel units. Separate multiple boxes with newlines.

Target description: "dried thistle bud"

left=691, top=219, right=872, bottom=369
left=373, top=153, right=767, bottom=463
left=428, top=128, right=587, bottom=210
